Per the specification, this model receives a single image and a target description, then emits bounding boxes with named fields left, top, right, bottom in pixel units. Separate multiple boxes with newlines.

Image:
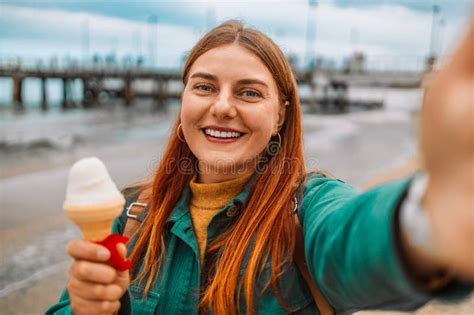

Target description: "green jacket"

left=46, top=174, right=471, bottom=314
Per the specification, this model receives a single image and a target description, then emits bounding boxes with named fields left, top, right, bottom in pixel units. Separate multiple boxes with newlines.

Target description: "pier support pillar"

left=12, top=76, right=25, bottom=110
left=82, top=78, right=100, bottom=108
left=123, top=78, right=133, bottom=106
left=153, top=80, right=168, bottom=110
left=41, top=77, right=48, bottom=111
left=82, top=78, right=93, bottom=108
left=308, top=82, right=318, bottom=113
left=94, top=79, right=102, bottom=105
left=61, top=78, right=71, bottom=109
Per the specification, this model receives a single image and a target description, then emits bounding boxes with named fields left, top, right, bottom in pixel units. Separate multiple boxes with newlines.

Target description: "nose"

left=210, top=89, right=237, bottom=119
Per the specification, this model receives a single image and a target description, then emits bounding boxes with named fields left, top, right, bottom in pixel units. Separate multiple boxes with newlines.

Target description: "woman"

left=47, top=20, right=473, bottom=314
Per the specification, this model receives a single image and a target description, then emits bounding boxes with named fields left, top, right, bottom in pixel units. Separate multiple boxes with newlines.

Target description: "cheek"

left=180, top=94, right=204, bottom=129
left=240, top=108, right=275, bottom=153
left=240, top=104, right=278, bottom=135
left=248, top=121, right=273, bottom=141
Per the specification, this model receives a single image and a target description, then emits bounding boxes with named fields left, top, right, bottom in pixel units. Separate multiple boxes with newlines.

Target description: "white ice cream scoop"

left=65, top=157, right=124, bottom=206
left=64, top=157, right=125, bottom=241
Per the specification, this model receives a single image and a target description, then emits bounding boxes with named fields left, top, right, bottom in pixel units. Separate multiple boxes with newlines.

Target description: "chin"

left=197, top=156, right=247, bottom=173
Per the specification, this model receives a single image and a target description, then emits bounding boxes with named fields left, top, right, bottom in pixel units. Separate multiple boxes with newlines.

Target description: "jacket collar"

left=166, top=172, right=257, bottom=224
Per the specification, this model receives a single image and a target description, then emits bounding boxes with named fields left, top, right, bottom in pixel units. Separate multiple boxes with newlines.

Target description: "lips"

left=204, top=128, right=242, bottom=138
left=201, top=126, right=246, bottom=143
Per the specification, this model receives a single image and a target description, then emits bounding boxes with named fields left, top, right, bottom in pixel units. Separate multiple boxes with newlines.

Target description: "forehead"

left=188, top=44, right=276, bottom=86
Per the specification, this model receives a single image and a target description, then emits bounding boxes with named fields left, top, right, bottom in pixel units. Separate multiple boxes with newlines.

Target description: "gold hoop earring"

left=177, top=123, right=185, bottom=142
left=266, top=132, right=281, bottom=156
left=275, top=132, right=282, bottom=147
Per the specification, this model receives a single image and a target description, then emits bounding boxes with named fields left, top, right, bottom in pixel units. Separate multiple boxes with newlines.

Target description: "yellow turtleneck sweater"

left=189, top=173, right=253, bottom=264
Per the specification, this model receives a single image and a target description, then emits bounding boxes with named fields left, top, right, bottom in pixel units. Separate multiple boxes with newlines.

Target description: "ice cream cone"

left=64, top=196, right=125, bottom=241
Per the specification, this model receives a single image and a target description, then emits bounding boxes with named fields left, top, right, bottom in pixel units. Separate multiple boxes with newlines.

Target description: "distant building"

left=344, top=51, right=366, bottom=74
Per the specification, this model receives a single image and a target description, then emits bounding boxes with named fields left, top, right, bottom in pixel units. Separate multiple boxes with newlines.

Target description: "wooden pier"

left=0, top=64, right=423, bottom=111
left=1, top=66, right=182, bottom=110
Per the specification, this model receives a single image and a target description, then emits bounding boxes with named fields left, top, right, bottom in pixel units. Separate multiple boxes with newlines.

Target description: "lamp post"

left=305, top=0, right=318, bottom=69
left=148, top=14, right=158, bottom=68
left=429, top=4, right=440, bottom=58
left=426, top=4, right=440, bottom=69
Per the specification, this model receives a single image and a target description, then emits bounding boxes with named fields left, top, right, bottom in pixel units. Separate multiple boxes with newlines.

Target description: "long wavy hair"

left=128, top=20, right=306, bottom=314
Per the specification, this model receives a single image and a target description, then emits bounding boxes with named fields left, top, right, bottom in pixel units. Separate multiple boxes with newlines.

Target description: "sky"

left=0, top=0, right=472, bottom=70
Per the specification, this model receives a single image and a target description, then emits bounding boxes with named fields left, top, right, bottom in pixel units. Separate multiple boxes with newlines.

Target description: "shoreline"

left=3, top=109, right=472, bottom=314
left=0, top=138, right=163, bottom=179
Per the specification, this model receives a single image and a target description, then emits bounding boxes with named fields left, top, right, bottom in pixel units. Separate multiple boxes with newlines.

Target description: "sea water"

left=0, top=85, right=423, bottom=300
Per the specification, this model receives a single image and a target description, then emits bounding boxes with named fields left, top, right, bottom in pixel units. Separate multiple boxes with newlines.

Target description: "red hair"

left=129, top=20, right=306, bottom=314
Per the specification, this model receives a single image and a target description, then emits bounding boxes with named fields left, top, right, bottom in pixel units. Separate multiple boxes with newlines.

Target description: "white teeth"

left=204, top=129, right=242, bottom=139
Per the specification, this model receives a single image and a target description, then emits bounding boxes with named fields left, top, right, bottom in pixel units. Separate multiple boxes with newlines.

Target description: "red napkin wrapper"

left=96, top=234, right=132, bottom=271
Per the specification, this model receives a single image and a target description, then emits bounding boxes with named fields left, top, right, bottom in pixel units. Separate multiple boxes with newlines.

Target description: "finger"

left=70, top=294, right=121, bottom=315
left=115, top=269, right=131, bottom=292
left=100, top=299, right=121, bottom=314
left=66, top=239, right=111, bottom=262
left=448, top=22, right=473, bottom=76
left=114, top=242, right=131, bottom=288
left=70, top=294, right=103, bottom=315
left=70, top=260, right=117, bottom=284
left=68, top=276, right=124, bottom=301
left=117, top=242, right=127, bottom=259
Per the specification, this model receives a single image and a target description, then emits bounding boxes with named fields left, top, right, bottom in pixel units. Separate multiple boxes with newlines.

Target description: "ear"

left=275, top=103, right=287, bottom=134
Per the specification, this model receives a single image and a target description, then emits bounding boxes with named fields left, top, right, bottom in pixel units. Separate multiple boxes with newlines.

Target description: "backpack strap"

left=123, top=188, right=151, bottom=239
left=293, top=171, right=334, bottom=315
left=123, top=181, right=334, bottom=315
left=293, top=197, right=334, bottom=315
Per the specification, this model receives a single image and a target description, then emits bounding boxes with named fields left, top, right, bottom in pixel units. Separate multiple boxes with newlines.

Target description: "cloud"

left=0, top=4, right=200, bottom=67
left=0, top=0, right=210, bottom=28
left=330, top=0, right=473, bottom=17
left=0, top=1, right=471, bottom=70
left=214, top=1, right=469, bottom=67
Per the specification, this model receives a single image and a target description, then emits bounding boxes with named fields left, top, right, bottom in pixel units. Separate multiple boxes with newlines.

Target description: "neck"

left=196, top=161, right=256, bottom=184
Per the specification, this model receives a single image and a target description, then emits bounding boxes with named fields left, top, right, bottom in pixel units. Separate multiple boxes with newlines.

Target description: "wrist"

left=421, top=171, right=474, bottom=281
left=399, top=172, right=453, bottom=290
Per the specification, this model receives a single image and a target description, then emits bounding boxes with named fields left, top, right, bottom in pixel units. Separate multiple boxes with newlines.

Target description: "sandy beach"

left=1, top=96, right=472, bottom=313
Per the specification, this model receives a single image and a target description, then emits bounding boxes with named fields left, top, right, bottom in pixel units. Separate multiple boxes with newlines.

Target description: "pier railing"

left=0, top=62, right=423, bottom=111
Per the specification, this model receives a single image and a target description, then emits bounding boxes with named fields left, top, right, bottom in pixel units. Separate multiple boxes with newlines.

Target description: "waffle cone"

left=63, top=197, right=125, bottom=242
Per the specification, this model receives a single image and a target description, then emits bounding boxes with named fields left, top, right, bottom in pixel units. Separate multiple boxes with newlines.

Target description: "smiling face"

left=180, top=43, right=285, bottom=183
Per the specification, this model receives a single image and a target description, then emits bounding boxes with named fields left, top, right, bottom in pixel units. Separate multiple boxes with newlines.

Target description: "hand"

left=420, top=22, right=474, bottom=280
left=66, top=239, right=130, bottom=314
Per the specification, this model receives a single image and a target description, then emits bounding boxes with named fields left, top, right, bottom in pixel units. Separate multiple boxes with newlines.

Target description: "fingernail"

left=97, top=249, right=110, bottom=260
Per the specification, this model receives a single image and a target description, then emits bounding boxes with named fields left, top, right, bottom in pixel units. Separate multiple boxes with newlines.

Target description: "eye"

left=194, top=83, right=214, bottom=93
left=240, top=89, right=262, bottom=99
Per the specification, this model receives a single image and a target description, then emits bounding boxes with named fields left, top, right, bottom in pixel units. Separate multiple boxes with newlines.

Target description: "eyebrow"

left=189, top=72, right=217, bottom=81
left=189, top=72, right=269, bottom=89
left=237, top=79, right=268, bottom=89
